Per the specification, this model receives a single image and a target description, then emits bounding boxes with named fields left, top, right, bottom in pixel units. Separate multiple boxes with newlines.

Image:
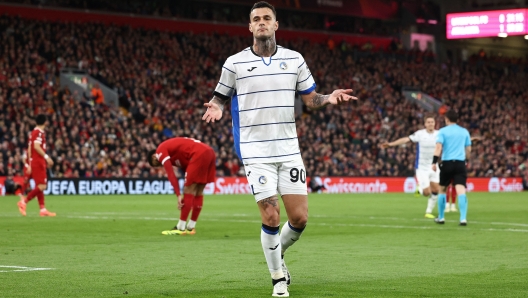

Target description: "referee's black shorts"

left=439, top=160, right=467, bottom=187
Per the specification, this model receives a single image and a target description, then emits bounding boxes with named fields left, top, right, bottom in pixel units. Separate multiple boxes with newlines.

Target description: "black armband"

left=212, top=91, right=229, bottom=103
left=432, top=156, right=439, bottom=164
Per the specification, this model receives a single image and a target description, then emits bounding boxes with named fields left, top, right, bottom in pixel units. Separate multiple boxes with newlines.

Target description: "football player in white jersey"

left=203, top=1, right=357, bottom=297
left=381, top=115, right=440, bottom=219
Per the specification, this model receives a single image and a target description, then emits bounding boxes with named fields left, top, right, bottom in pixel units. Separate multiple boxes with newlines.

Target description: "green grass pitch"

left=1, top=192, right=527, bottom=297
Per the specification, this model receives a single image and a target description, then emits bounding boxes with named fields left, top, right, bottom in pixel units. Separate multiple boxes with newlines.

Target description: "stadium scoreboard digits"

left=446, top=9, right=527, bottom=39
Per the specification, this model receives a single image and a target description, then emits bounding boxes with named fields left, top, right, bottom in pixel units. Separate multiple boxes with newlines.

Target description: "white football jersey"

left=409, top=129, right=439, bottom=170
left=214, top=46, right=316, bottom=164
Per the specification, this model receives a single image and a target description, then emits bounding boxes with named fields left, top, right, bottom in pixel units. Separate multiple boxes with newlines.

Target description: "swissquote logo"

left=404, top=177, right=417, bottom=193
left=488, top=177, right=500, bottom=192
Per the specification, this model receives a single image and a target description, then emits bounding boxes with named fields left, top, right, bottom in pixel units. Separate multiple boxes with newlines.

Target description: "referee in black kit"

left=431, top=110, right=472, bottom=226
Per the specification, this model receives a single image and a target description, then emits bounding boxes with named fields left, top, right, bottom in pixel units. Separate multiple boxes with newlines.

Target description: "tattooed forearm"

left=308, top=93, right=330, bottom=110
left=259, top=196, right=279, bottom=207
left=210, top=95, right=228, bottom=111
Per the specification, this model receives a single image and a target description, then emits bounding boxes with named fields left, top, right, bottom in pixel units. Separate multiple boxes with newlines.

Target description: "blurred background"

left=0, top=0, right=526, bottom=189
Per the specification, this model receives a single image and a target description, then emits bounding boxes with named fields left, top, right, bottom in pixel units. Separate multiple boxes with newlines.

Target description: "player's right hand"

left=380, top=142, right=390, bottom=149
left=177, top=194, right=184, bottom=210
left=26, top=166, right=32, bottom=175
left=202, top=102, right=223, bottom=123
left=46, top=157, right=54, bottom=167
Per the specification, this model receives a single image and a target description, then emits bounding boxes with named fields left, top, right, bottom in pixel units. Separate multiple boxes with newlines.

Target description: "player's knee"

left=261, top=211, right=281, bottom=227
left=38, top=184, right=47, bottom=191
left=289, top=214, right=308, bottom=228
left=422, top=189, right=431, bottom=196
left=183, top=184, right=196, bottom=194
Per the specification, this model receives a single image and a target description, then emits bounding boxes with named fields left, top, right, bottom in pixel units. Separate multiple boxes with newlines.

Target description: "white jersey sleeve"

left=296, top=55, right=315, bottom=94
left=409, top=131, right=421, bottom=143
left=214, top=56, right=236, bottom=99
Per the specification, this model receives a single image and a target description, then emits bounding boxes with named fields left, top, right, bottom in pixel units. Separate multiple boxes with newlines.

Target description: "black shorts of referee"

left=439, top=160, right=467, bottom=187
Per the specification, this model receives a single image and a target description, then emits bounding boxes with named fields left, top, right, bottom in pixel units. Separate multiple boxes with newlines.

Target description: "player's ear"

left=249, top=23, right=253, bottom=33
left=274, top=21, right=279, bottom=31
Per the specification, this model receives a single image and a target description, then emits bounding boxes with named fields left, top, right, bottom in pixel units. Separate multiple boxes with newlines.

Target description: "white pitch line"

left=0, top=265, right=54, bottom=273
left=60, top=215, right=528, bottom=233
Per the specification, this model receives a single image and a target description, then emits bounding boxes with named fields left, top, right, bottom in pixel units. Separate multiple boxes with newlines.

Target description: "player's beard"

left=254, top=34, right=276, bottom=57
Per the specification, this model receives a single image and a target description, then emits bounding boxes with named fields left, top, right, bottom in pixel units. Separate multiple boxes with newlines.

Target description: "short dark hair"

left=147, top=149, right=157, bottom=167
left=250, top=1, right=276, bottom=19
left=445, top=110, right=458, bottom=122
left=36, top=114, right=47, bottom=125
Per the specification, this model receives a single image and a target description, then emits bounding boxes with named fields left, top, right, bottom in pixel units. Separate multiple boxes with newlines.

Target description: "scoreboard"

left=446, top=9, right=527, bottom=39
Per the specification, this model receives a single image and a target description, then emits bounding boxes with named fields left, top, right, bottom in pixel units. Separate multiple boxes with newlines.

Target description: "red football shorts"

left=185, top=148, right=216, bottom=186
left=31, top=163, right=48, bottom=185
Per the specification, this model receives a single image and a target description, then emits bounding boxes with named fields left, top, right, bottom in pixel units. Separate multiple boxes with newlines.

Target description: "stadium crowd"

left=0, top=15, right=527, bottom=182
left=3, top=0, right=400, bottom=37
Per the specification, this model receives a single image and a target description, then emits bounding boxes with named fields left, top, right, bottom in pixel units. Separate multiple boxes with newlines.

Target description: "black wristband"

left=432, top=156, right=439, bottom=164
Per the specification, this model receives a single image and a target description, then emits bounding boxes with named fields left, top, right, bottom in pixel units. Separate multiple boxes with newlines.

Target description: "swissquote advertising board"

left=0, top=177, right=524, bottom=195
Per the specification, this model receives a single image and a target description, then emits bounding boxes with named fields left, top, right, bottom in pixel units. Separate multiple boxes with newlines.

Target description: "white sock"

left=261, top=225, right=284, bottom=279
left=40, top=208, right=47, bottom=212
left=445, top=203, right=451, bottom=210
left=280, top=221, right=304, bottom=255
left=176, top=220, right=186, bottom=231
left=426, top=195, right=438, bottom=214
left=187, top=220, right=196, bottom=230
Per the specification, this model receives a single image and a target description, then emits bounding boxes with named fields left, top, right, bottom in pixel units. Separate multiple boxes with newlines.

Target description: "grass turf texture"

left=1, top=192, right=527, bottom=298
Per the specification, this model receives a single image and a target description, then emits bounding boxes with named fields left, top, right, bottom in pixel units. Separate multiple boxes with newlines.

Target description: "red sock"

left=190, top=195, right=203, bottom=222
left=179, top=193, right=195, bottom=222
left=451, top=186, right=457, bottom=204
left=25, top=188, right=41, bottom=203
left=37, top=191, right=45, bottom=209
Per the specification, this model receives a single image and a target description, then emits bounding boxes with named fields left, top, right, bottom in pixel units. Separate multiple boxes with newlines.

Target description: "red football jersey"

left=155, top=137, right=212, bottom=195
left=29, top=127, right=46, bottom=166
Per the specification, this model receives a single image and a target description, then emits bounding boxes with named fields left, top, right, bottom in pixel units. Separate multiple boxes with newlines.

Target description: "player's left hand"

left=328, top=89, right=358, bottom=105
left=432, top=164, right=437, bottom=172
left=177, top=194, right=184, bottom=210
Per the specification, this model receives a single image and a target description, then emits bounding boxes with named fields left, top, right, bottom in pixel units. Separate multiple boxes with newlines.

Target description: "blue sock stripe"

left=261, top=224, right=279, bottom=235
left=287, top=221, right=305, bottom=233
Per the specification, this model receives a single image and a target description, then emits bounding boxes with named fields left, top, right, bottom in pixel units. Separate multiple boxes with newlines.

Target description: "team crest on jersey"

left=279, top=62, right=288, bottom=70
left=259, top=176, right=267, bottom=184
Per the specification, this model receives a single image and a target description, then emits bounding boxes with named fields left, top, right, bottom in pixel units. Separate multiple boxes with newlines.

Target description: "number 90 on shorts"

left=244, top=157, right=308, bottom=202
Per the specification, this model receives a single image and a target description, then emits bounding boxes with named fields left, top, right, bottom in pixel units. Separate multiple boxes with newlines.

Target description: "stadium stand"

left=0, top=14, right=526, bottom=180
left=1, top=0, right=400, bottom=36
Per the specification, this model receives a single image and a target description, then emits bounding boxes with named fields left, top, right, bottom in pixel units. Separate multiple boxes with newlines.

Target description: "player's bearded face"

left=249, top=8, right=278, bottom=40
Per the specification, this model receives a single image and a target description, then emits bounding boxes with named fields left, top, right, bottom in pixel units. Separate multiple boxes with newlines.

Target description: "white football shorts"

left=415, top=167, right=440, bottom=192
left=243, top=156, right=308, bottom=202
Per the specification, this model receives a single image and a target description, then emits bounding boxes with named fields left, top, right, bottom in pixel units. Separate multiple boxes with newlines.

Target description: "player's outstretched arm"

left=300, top=89, right=358, bottom=110
left=380, top=137, right=411, bottom=149
left=202, top=96, right=227, bottom=123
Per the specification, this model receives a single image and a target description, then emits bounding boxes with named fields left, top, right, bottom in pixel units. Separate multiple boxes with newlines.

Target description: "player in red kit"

left=17, top=114, right=56, bottom=217
left=147, top=137, right=216, bottom=235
